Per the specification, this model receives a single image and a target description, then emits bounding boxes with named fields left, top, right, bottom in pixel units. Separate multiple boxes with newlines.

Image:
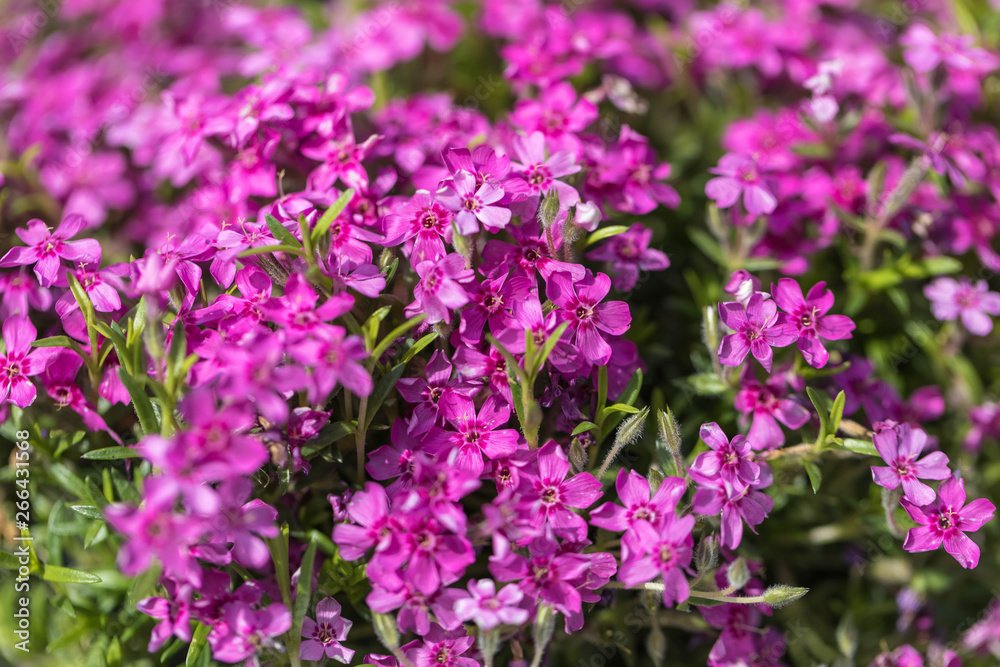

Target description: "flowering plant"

left=2, top=1, right=1000, bottom=666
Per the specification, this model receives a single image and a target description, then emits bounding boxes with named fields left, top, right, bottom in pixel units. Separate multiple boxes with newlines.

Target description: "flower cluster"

left=2, top=0, right=1000, bottom=666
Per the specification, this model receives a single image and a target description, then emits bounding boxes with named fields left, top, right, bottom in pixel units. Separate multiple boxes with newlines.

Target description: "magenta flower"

left=871, top=424, right=951, bottom=506
left=406, top=254, right=474, bottom=324
left=333, top=482, right=405, bottom=566
left=212, top=601, right=292, bottom=664
left=717, top=294, right=798, bottom=373
left=425, top=395, right=520, bottom=477
left=924, top=277, right=1000, bottom=336
left=734, top=376, right=810, bottom=451
left=772, top=279, right=855, bottom=368
left=396, top=350, right=480, bottom=433
left=900, top=24, right=999, bottom=75
left=692, top=482, right=774, bottom=551
left=689, top=422, right=761, bottom=490
left=400, top=516, right=474, bottom=596
left=437, top=171, right=512, bottom=234
left=137, top=580, right=193, bottom=652
left=705, top=153, right=777, bottom=216
left=589, top=469, right=686, bottom=535
left=521, top=441, right=603, bottom=541
left=0, top=215, right=101, bottom=287
left=289, top=327, right=373, bottom=402
left=43, top=350, right=120, bottom=442
left=901, top=476, right=995, bottom=569
left=382, top=191, right=454, bottom=263
left=618, top=515, right=695, bottom=606
left=585, top=223, right=670, bottom=292
left=546, top=270, right=631, bottom=366
left=490, top=536, right=593, bottom=619
left=208, top=478, right=279, bottom=570
left=261, top=273, right=354, bottom=341
left=0, top=315, right=51, bottom=409
left=510, top=131, right=581, bottom=207
left=401, top=624, right=478, bottom=667
left=453, top=579, right=529, bottom=630
left=299, top=597, right=354, bottom=663
left=457, top=272, right=533, bottom=346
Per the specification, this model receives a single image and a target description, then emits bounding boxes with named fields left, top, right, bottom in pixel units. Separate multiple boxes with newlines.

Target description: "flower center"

left=541, top=487, right=559, bottom=505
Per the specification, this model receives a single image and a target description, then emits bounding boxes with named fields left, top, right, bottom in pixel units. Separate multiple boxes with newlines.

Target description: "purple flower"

left=618, top=515, right=695, bottom=607
left=212, top=601, right=292, bottom=664
left=772, top=279, right=855, bottom=369
left=546, top=270, right=631, bottom=366
left=586, top=223, right=670, bottom=291
left=333, top=482, right=405, bottom=565
left=692, top=481, right=774, bottom=551
left=453, top=579, right=528, bottom=630
left=510, top=131, right=581, bottom=207
left=520, top=441, right=603, bottom=541
left=401, top=624, right=478, bottom=667
left=871, top=424, right=951, bottom=505
left=901, top=476, right=995, bottom=569
left=1, top=315, right=51, bottom=409
left=207, top=478, right=279, bottom=570
left=396, top=350, right=480, bottom=433
left=689, top=422, right=761, bottom=490
left=900, top=24, right=999, bottom=75
left=425, top=395, right=520, bottom=477
left=437, top=171, right=512, bottom=234
left=137, top=579, right=193, bottom=652
left=299, top=597, right=354, bottom=663
left=717, top=293, right=798, bottom=373
left=406, top=254, right=475, bottom=324
left=734, top=375, right=810, bottom=450
left=924, top=277, right=1000, bottom=336
left=382, top=191, right=454, bottom=263
left=0, top=215, right=101, bottom=287
left=705, top=153, right=777, bottom=216
left=589, top=469, right=686, bottom=535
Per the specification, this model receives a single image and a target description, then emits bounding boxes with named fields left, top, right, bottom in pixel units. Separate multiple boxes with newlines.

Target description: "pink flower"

left=705, top=153, right=777, bottom=216
left=689, top=422, right=761, bottom=490
left=546, top=270, right=631, bottom=366
left=437, top=170, right=512, bottom=234
left=401, top=624, right=478, bottom=667
left=871, top=424, right=951, bottom=505
left=396, top=350, right=480, bottom=433
left=299, top=597, right=354, bottom=663
left=924, top=277, right=1000, bottom=336
left=900, top=24, right=999, bottom=75
left=137, top=579, right=193, bottom=652
left=901, top=476, right=995, bottom=569
left=692, top=481, right=774, bottom=551
left=333, top=482, right=406, bottom=566
left=406, top=254, right=475, bottom=324
left=717, top=294, right=798, bottom=373
left=453, top=579, right=528, bottom=630
left=520, top=441, right=603, bottom=541
left=212, top=601, right=292, bottom=664
left=772, top=279, right=855, bottom=369
left=734, top=376, right=810, bottom=450
left=425, top=395, right=521, bottom=477
left=0, top=315, right=51, bottom=409
left=618, top=515, right=695, bottom=607
left=589, top=469, right=686, bottom=535
left=0, top=215, right=101, bottom=287
left=382, top=191, right=454, bottom=263
left=510, top=131, right=581, bottom=207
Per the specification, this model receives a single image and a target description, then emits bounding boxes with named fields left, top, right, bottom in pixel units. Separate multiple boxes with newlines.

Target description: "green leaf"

left=266, top=214, right=302, bottom=248
left=118, top=367, right=159, bottom=436
left=43, top=565, right=102, bottom=584
left=370, top=314, right=427, bottom=364
left=841, top=438, right=878, bottom=456
left=603, top=402, right=641, bottom=415
left=806, top=387, right=833, bottom=445
left=683, top=372, right=728, bottom=396
left=364, top=363, right=406, bottom=431
left=828, top=391, right=845, bottom=436
left=586, top=225, right=630, bottom=246
left=572, top=421, right=598, bottom=436
left=300, top=422, right=356, bottom=459
left=688, top=228, right=727, bottom=267
left=32, top=335, right=75, bottom=348
left=50, top=463, right=93, bottom=501
left=290, top=539, right=318, bottom=666
left=400, top=331, right=439, bottom=365
left=238, top=244, right=306, bottom=258
left=363, top=306, right=393, bottom=351
left=530, top=320, right=570, bottom=379
left=311, top=188, right=355, bottom=245
left=186, top=623, right=211, bottom=667
left=81, top=447, right=140, bottom=461
left=70, top=505, right=106, bottom=520
left=920, top=255, right=963, bottom=276
left=804, top=459, right=823, bottom=494
left=267, top=524, right=293, bottom=627
left=0, top=551, right=20, bottom=569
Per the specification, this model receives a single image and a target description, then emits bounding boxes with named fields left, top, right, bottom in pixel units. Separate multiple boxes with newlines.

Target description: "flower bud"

left=762, top=585, right=809, bottom=608
left=372, top=612, right=400, bottom=651
left=656, top=407, right=682, bottom=454
left=539, top=189, right=560, bottom=229
left=532, top=604, right=556, bottom=664
left=615, top=406, right=649, bottom=451
left=646, top=622, right=667, bottom=667
left=478, top=628, right=501, bottom=667
left=695, top=535, right=718, bottom=574
left=726, top=557, right=750, bottom=591
left=569, top=438, right=587, bottom=474
left=703, top=305, right=720, bottom=360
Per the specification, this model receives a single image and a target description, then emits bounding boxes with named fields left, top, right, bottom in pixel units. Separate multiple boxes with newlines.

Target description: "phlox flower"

left=0, top=215, right=101, bottom=287
left=299, top=597, right=354, bottom=663
left=772, top=278, right=855, bottom=369
left=871, top=423, right=951, bottom=506
left=717, top=293, right=798, bottom=373
left=901, top=476, right=995, bottom=569
left=924, top=276, right=1000, bottom=336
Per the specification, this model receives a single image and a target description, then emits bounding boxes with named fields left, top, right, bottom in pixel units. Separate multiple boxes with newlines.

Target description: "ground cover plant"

left=2, top=0, right=1000, bottom=665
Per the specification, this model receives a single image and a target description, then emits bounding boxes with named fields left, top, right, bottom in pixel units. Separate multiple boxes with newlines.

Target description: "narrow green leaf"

left=118, top=367, right=159, bottom=436
left=586, top=225, right=630, bottom=246
left=804, top=460, right=823, bottom=494
left=602, top=402, right=641, bottom=415
left=311, top=188, right=355, bottom=245
left=806, top=387, right=833, bottom=444
left=370, top=314, right=427, bottom=364
left=572, top=421, right=598, bottom=436
left=290, top=540, right=318, bottom=664
left=186, top=623, right=211, bottom=667
left=364, top=363, right=406, bottom=431
left=265, top=214, right=302, bottom=248
left=31, top=335, right=75, bottom=348
left=43, top=565, right=102, bottom=584
left=531, top=320, right=569, bottom=379
left=841, top=438, right=879, bottom=456
left=50, top=463, right=93, bottom=501
left=70, top=505, right=106, bottom=520
left=400, top=331, right=439, bottom=365
left=829, top=391, right=846, bottom=436
left=0, top=551, right=19, bottom=569
left=81, top=447, right=140, bottom=461
left=363, top=306, right=393, bottom=351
